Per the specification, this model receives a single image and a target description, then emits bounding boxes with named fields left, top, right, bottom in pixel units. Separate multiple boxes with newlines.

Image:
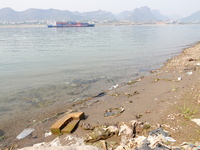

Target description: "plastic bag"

left=16, top=128, right=35, bottom=140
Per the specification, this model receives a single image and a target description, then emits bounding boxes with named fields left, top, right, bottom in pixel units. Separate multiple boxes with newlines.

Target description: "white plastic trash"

left=177, top=77, right=182, bottom=81
left=165, top=136, right=176, bottom=142
left=45, top=131, right=52, bottom=137
left=187, top=71, right=193, bottom=75
left=16, top=128, right=35, bottom=140
left=191, top=119, right=200, bottom=126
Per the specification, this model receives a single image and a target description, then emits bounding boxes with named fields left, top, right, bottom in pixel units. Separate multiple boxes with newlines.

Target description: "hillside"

left=1, top=6, right=200, bottom=23
left=181, top=11, right=200, bottom=23
left=116, top=6, right=169, bottom=21
left=0, top=7, right=169, bottom=22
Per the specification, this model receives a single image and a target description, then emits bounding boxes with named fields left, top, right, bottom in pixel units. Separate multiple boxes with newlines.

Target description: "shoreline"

left=1, top=42, right=200, bottom=149
left=0, top=23, right=198, bottom=28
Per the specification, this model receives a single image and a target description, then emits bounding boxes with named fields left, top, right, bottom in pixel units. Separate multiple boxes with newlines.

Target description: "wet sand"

left=1, top=42, right=200, bottom=149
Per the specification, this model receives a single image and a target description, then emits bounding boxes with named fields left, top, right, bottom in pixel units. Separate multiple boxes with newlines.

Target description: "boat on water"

left=48, top=22, right=95, bottom=28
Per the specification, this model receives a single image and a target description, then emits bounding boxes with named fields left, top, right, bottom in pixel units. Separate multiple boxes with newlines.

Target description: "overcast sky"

left=1, top=0, right=200, bottom=17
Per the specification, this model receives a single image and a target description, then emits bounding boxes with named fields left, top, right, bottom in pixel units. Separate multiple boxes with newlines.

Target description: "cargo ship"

left=48, top=22, right=95, bottom=28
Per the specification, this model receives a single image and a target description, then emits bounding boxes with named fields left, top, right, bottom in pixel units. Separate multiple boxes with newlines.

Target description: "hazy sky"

left=1, top=0, right=200, bottom=17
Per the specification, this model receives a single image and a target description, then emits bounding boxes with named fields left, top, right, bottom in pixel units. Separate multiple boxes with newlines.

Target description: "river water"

left=0, top=24, right=200, bottom=126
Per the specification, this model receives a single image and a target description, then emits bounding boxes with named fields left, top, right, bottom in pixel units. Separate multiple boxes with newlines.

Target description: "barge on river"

left=48, top=22, right=95, bottom=28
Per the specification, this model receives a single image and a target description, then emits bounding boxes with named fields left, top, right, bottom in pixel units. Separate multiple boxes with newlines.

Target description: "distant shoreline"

left=0, top=24, right=46, bottom=28
left=0, top=23, right=199, bottom=28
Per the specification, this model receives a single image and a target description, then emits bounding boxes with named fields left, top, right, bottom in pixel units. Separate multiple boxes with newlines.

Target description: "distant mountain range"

left=0, top=6, right=200, bottom=23
left=180, top=11, right=200, bottom=23
left=116, top=7, right=169, bottom=21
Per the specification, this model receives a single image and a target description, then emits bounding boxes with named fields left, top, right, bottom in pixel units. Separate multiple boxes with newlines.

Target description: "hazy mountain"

left=152, top=10, right=169, bottom=21
left=0, top=7, right=19, bottom=21
left=0, top=8, right=115, bottom=21
left=180, top=11, right=200, bottom=23
left=81, top=10, right=116, bottom=20
left=19, top=8, right=83, bottom=21
left=132, top=6, right=156, bottom=21
left=116, top=11, right=131, bottom=20
left=1, top=6, right=199, bottom=23
left=169, top=15, right=182, bottom=20
left=116, top=6, right=169, bottom=21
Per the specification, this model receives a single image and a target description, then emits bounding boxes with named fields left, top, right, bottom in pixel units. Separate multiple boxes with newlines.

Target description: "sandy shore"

left=1, top=42, right=200, bottom=149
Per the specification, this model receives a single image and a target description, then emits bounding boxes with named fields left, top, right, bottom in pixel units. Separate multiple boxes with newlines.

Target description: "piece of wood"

left=50, top=112, right=85, bottom=134
left=101, top=140, right=108, bottom=150
left=68, top=112, right=85, bottom=120
left=50, top=116, right=73, bottom=134
left=61, top=119, right=80, bottom=133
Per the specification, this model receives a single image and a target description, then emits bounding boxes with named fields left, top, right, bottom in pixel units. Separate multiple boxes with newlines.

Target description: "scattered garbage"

left=148, top=127, right=168, bottom=137
left=187, top=71, right=193, bottom=75
left=18, top=119, right=200, bottom=150
left=177, top=77, right=182, bottom=81
left=93, top=92, right=106, bottom=98
left=188, top=58, right=196, bottom=61
left=191, top=118, right=200, bottom=126
left=135, top=127, right=177, bottom=150
left=109, top=84, right=119, bottom=90
left=104, top=106, right=125, bottom=118
left=181, top=142, right=200, bottom=150
left=44, top=131, right=52, bottom=137
left=154, top=78, right=160, bottom=82
left=49, top=137, right=61, bottom=146
left=118, top=122, right=133, bottom=137
left=81, top=123, right=95, bottom=130
left=165, top=136, right=176, bottom=142
left=19, top=136, right=102, bottom=150
left=127, top=77, right=143, bottom=85
left=110, top=92, right=120, bottom=97
left=125, top=91, right=139, bottom=98
left=84, top=125, right=116, bottom=143
left=16, top=128, right=35, bottom=140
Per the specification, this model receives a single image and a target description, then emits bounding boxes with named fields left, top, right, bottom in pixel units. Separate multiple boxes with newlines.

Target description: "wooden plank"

left=50, top=116, right=73, bottom=134
left=50, top=112, right=85, bottom=134
left=68, top=112, right=85, bottom=120
left=61, top=119, right=80, bottom=133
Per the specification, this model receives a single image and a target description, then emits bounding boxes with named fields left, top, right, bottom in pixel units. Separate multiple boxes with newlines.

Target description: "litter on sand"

left=104, top=106, right=125, bottom=118
left=16, top=128, right=35, bottom=140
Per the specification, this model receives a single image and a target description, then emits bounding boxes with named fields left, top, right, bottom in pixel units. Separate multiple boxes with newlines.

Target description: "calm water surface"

left=0, top=25, right=200, bottom=123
